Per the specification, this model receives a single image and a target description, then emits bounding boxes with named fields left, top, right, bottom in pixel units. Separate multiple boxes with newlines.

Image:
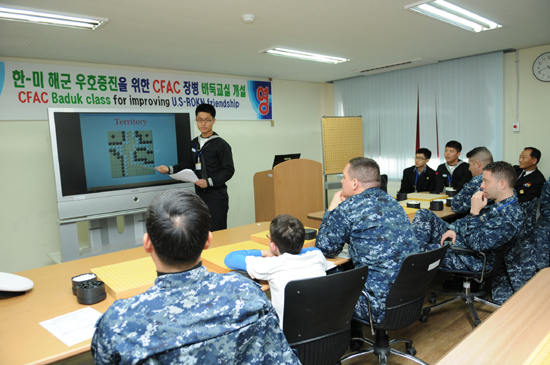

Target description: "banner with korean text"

left=0, top=61, right=272, bottom=121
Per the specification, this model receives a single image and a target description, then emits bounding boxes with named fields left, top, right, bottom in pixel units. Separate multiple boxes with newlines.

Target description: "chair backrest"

left=283, top=265, right=369, bottom=344
left=380, top=174, right=388, bottom=193
left=380, top=245, right=448, bottom=330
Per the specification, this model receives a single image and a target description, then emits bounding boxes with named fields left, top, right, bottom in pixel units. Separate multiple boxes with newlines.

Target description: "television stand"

left=54, top=209, right=147, bottom=262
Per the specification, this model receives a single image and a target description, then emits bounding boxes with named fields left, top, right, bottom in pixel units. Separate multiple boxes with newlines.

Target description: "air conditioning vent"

left=352, top=58, right=437, bottom=75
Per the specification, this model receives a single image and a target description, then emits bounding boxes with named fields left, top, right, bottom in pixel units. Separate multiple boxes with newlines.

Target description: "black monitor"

left=272, top=153, right=301, bottom=169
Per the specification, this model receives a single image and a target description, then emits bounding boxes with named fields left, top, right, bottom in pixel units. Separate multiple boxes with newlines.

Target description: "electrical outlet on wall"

left=513, top=121, right=520, bottom=132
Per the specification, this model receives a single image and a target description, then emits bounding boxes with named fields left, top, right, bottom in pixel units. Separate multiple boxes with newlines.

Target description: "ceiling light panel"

left=405, top=0, right=501, bottom=33
left=0, top=5, right=107, bottom=30
left=260, top=47, right=350, bottom=64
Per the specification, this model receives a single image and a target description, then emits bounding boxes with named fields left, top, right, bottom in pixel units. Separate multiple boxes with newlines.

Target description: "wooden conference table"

left=435, top=268, right=550, bottom=365
left=308, top=194, right=460, bottom=224
left=0, top=222, right=346, bottom=365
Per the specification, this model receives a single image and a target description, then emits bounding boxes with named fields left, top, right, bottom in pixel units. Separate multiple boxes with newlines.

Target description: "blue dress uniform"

left=91, top=265, right=300, bottom=365
left=413, top=194, right=524, bottom=304
left=315, top=188, right=419, bottom=323
left=451, top=175, right=482, bottom=214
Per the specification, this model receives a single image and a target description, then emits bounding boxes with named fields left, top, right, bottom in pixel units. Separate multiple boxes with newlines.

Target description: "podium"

left=253, top=159, right=323, bottom=228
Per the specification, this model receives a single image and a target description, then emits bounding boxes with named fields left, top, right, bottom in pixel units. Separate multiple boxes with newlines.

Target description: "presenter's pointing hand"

left=155, top=165, right=169, bottom=174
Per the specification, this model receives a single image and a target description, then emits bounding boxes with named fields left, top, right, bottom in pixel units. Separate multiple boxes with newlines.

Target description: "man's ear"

left=143, top=233, right=153, bottom=253
left=203, top=232, right=213, bottom=251
left=426, top=159, right=430, bottom=163
left=352, top=178, right=359, bottom=190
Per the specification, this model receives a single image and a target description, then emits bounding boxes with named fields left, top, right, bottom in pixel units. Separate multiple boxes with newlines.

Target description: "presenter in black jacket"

left=514, top=147, right=545, bottom=203
left=156, top=104, right=234, bottom=231
left=399, top=148, right=436, bottom=193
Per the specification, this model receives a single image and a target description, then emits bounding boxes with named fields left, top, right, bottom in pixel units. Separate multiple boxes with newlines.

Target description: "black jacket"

left=514, top=166, right=546, bottom=203
left=435, top=161, right=472, bottom=193
left=399, top=165, right=436, bottom=193
left=174, top=132, right=234, bottom=199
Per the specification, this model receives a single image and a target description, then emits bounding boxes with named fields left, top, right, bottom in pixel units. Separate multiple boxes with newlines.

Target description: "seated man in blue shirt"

left=91, top=189, right=300, bottom=365
left=315, top=157, right=419, bottom=341
left=413, top=162, right=524, bottom=275
left=399, top=148, right=436, bottom=193
left=451, top=147, right=493, bottom=214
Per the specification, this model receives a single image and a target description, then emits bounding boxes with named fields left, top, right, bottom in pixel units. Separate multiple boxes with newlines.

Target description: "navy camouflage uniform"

left=492, top=198, right=538, bottom=304
left=91, top=265, right=300, bottom=365
left=526, top=177, right=550, bottom=272
left=491, top=172, right=546, bottom=303
left=450, top=174, right=539, bottom=303
left=315, top=188, right=419, bottom=323
left=451, top=175, right=482, bottom=214
left=413, top=194, right=524, bottom=304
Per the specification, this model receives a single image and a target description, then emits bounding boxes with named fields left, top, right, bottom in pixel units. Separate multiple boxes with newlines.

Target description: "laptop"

left=272, top=153, right=301, bottom=169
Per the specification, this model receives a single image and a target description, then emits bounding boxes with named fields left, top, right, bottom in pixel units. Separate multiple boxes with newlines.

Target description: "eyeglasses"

left=196, top=118, right=213, bottom=123
left=415, top=157, right=426, bottom=161
left=266, top=234, right=272, bottom=241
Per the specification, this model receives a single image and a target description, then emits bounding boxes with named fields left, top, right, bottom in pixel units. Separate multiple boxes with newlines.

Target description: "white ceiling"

left=1, top=0, right=549, bottom=83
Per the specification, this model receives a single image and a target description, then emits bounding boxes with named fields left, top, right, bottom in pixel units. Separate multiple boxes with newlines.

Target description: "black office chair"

left=380, top=174, right=388, bottom=193
left=341, top=245, right=448, bottom=365
left=282, top=265, right=369, bottom=365
left=420, top=237, right=517, bottom=327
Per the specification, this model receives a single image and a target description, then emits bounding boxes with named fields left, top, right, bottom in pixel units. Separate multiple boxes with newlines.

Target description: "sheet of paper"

left=39, top=307, right=102, bottom=347
left=169, top=169, right=199, bottom=183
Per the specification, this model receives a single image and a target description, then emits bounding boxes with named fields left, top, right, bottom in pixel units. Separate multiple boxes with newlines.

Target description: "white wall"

left=504, top=44, right=550, bottom=176
left=0, top=59, right=334, bottom=273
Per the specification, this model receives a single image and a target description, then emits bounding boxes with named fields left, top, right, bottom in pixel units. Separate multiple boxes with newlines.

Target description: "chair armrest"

left=362, top=290, right=375, bottom=336
left=448, top=246, right=487, bottom=283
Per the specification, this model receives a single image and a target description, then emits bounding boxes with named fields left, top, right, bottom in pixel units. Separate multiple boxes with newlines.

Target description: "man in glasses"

left=156, top=103, right=234, bottom=231
left=398, top=148, right=436, bottom=193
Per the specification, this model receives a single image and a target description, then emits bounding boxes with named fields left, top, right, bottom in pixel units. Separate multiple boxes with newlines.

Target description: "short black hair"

left=445, top=140, right=462, bottom=152
left=348, top=157, right=381, bottom=187
left=145, top=189, right=210, bottom=267
left=483, top=161, right=517, bottom=188
left=195, top=103, right=216, bottom=118
left=466, top=147, right=493, bottom=166
left=416, top=148, right=432, bottom=160
left=524, top=147, right=541, bottom=164
left=269, top=214, right=305, bottom=255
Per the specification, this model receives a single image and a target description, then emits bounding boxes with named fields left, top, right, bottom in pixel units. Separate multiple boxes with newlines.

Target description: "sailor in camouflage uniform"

left=315, top=157, right=419, bottom=324
left=91, top=189, right=300, bottom=365
left=526, top=177, right=550, bottom=272
left=451, top=147, right=493, bottom=214
left=413, top=162, right=524, bottom=304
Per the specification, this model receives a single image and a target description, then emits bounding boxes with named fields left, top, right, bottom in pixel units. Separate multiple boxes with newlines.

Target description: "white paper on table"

left=39, top=307, right=103, bottom=347
left=169, top=169, right=199, bottom=183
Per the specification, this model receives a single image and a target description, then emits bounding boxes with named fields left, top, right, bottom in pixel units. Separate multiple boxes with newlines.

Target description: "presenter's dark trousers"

left=196, top=186, right=229, bottom=231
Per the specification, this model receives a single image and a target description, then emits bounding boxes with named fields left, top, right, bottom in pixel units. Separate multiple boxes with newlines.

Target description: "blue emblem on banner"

left=247, top=80, right=272, bottom=119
